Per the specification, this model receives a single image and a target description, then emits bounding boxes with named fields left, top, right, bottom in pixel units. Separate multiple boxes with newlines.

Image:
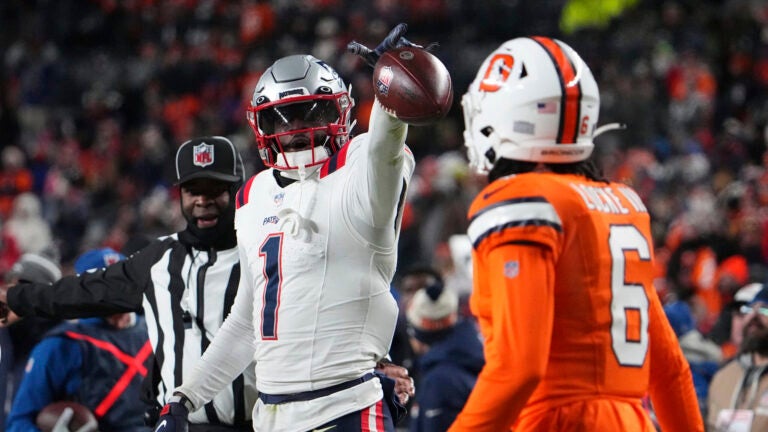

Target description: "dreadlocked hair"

left=488, top=159, right=537, bottom=182
left=489, top=158, right=608, bottom=183
left=547, top=159, right=608, bottom=183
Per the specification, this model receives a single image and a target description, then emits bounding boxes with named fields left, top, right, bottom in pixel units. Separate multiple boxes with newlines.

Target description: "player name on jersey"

left=570, top=183, right=648, bottom=214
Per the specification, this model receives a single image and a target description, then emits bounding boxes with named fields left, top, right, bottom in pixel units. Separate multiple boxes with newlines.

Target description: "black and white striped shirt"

left=7, top=230, right=257, bottom=427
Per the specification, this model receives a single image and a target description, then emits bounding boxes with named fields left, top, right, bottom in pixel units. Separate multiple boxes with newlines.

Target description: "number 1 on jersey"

left=609, top=225, right=650, bottom=367
left=260, top=234, right=283, bottom=340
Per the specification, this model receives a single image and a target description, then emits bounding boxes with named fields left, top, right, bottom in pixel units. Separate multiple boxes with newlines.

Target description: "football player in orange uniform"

left=448, top=37, right=703, bottom=432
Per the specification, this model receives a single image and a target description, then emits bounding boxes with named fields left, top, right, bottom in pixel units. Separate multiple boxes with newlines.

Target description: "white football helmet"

left=246, top=55, right=355, bottom=171
left=462, top=37, right=600, bottom=174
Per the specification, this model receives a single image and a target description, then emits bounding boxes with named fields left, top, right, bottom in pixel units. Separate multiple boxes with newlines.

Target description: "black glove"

left=0, top=300, right=9, bottom=324
left=347, top=23, right=437, bottom=67
left=153, top=395, right=190, bottom=432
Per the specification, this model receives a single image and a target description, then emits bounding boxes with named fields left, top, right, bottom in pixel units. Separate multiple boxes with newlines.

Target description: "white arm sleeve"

left=174, top=246, right=257, bottom=410
left=364, top=99, right=411, bottom=229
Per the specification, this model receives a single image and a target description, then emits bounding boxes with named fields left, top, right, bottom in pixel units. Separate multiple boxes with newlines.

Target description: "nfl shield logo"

left=193, top=142, right=214, bottom=167
left=103, top=252, right=122, bottom=266
left=273, top=192, right=284, bottom=206
left=376, top=66, right=394, bottom=96
left=504, top=261, right=519, bottom=278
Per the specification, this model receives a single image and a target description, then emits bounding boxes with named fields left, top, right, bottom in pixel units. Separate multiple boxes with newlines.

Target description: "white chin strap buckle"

left=593, top=122, right=626, bottom=138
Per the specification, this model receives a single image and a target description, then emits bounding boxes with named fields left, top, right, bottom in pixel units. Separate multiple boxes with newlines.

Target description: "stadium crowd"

left=2, top=0, right=768, bottom=429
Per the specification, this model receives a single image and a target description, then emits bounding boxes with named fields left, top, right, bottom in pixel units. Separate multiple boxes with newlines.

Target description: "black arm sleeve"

left=7, top=238, right=173, bottom=319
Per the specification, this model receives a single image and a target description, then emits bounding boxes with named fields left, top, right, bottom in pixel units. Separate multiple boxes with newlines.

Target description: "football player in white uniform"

left=153, top=25, right=417, bottom=432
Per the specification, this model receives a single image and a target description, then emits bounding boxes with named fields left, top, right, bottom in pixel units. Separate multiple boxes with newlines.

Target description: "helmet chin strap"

left=279, top=148, right=327, bottom=180
left=593, top=122, right=626, bottom=138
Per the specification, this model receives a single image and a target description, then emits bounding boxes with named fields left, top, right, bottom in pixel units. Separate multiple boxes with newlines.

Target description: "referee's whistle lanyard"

left=730, top=359, right=768, bottom=410
left=188, top=248, right=217, bottom=340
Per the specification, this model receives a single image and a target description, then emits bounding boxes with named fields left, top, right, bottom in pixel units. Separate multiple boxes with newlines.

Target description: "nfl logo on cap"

left=175, top=136, right=243, bottom=185
left=103, top=251, right=122, bottom=266
left=193, top=142, right=214, bottom=168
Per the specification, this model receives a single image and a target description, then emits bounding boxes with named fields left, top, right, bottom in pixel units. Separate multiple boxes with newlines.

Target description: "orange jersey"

left=449, top=172, right=702, bottom=432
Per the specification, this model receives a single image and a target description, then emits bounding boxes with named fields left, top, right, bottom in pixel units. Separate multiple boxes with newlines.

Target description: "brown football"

left=373, top=46, right=453, bottom=126
left=36, top=401, right=97, bottom=432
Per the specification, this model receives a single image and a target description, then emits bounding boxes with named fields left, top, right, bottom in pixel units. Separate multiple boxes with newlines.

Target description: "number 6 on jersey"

left=609, top=225, right=650, bottom=367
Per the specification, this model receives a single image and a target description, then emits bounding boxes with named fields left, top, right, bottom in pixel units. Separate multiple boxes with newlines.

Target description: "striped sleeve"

left=236, top=175, right=256, bottom=209
left=319, top=142, right=351, bottom=178
left=467, top=196, right=562, bottom=251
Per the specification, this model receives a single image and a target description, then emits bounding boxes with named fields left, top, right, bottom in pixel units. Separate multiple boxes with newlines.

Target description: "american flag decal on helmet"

left=537, top=102, right=557, bottom=114
left=376, top=66, right=394, bottom=96
left=193, top=142, right=214, bottom=167
left=531, top=37, right=583, bottom=144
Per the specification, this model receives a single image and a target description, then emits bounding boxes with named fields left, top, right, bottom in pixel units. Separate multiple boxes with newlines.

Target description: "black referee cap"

left=175, top=136, right=244, bottom=185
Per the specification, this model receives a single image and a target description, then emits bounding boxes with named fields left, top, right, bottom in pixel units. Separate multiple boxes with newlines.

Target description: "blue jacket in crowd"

left=6, top=317, right=152, bottom=432
left=410, top=319, right=485, bottom=432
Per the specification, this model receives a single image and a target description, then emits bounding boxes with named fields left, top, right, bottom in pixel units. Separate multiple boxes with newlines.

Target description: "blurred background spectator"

left=707, top=285, right=768, bottom=431
left=404, top=268, right=483, bottom=432
left=0, top=252, right=62, bottom=426
left=6, top=247, right=151, bottom=432
left=663, top=300, right=722, bottom=418
left=709, top=281, right=764, bottom=360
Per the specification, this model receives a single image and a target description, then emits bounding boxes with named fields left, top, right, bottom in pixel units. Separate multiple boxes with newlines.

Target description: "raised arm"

left=364, top=100, right=411, bottom=228
left=347, top=24, right=419, bottom=230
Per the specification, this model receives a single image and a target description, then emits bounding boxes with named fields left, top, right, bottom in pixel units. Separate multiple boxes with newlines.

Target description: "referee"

left=0, top=136, right=256, bottom=431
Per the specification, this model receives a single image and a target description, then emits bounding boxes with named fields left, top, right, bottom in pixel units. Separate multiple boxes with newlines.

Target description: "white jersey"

left=176, top=102, right=414, bottom=431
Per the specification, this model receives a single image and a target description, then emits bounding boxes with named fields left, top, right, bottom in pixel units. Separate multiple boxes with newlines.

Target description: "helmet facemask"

left=461, top=91, right=496, bottom=175
left=247, top=94, right=352, bottom=170
left=246, top=55, right=355, bottom=172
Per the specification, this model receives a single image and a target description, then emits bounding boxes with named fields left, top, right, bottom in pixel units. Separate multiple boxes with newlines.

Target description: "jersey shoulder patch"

left=469, top=173, right=573, bottom=216
left=468, top=174, right=563, bottom=251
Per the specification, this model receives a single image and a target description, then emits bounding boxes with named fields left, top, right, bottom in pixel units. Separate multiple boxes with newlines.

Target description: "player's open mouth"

left=284, top=137, right=311, bottom=152
left=197, top=215, right=218, bottom=228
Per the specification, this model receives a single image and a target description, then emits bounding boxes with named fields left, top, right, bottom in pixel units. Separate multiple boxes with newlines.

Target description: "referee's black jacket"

left=6, top=229, right=257, bottom=427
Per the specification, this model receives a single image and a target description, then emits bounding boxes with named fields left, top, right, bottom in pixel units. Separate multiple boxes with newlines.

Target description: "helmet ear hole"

left=520, top=63, right=528, bottom=78
left=484, top=148, right=497, bottom=164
